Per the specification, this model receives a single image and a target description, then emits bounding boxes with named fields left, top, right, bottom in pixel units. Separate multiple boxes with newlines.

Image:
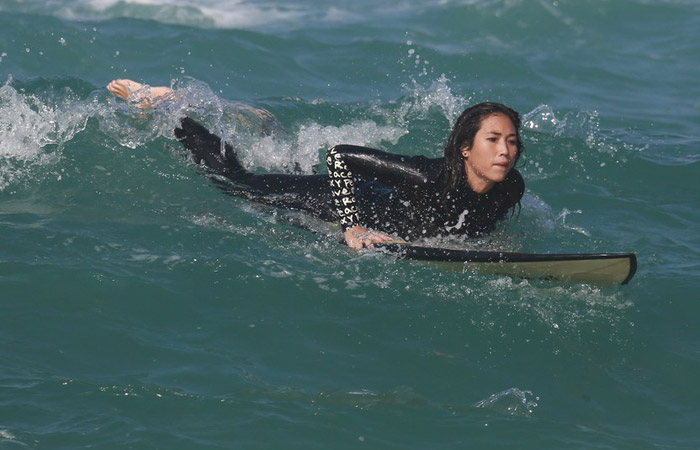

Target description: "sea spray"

left=0, top=79, right=90, bottom=190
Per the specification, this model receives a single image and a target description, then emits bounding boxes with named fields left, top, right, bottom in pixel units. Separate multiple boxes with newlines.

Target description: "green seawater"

left=1, top=1, right=699, bottom=448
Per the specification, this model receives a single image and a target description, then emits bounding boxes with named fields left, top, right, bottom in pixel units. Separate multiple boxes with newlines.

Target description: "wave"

left=0, top=0, right=445, bottom=31
left=0, top=73, right=639, bottom=356
left=3, top=0, right=698, bottom=32
left=0, top=72, right=647, bottom=251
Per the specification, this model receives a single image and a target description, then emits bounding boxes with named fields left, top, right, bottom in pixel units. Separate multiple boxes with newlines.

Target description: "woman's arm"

left=326, top=144, right=431, bottom=248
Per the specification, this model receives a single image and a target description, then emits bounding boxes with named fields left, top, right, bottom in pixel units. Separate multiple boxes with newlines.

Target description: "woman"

left=107, top=79, right=525, bottom=248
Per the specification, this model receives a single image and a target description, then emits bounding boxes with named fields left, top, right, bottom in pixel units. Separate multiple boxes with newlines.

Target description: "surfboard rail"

left=375, top=244, right=637, bottom=285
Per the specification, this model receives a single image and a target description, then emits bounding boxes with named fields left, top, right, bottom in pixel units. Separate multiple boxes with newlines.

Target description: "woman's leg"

left=174, top=118, right=336, bottom=222
left=106, top=80, right=335, bottom=221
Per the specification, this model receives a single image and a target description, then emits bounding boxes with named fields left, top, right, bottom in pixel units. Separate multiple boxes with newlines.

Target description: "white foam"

left=0, top=79, right=90, bottom=190
left=0, top=430, right=17, bottom=440
left=232, top=120, right=406, bottom=175
left=0, top=0, right=454, bottom=31
left=1, top=0, right=346, bottom=30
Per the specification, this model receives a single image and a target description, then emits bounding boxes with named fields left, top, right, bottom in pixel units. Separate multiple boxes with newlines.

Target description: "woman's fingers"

left=344, top=226, right=395, bottom=249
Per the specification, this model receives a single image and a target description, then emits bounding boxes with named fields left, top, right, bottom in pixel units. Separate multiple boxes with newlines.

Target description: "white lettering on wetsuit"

left=327, top=147, right=360, bottom=230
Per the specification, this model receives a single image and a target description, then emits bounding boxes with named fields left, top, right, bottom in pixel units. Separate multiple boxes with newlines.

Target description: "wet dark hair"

left=443, top=102, right=523, bottom=192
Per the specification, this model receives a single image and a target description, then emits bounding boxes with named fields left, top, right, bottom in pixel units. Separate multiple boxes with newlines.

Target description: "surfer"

left=107, top=79, right=525, bottom=248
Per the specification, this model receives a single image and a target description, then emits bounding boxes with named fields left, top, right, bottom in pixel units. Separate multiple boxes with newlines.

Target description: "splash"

left=522, top=104, right=561, bottom=135
left=257, top=120, right=406, bottom=174
left=523, top=104, right=605, bottom=146
left=218, top=112, right=408, bottom=175
left=402, top=73, right=467, bottom=124
left=0, top=79, right=90, bottom=190
left=522, top=104, right=627, bottom=156
left=96, top=77, right=410, bottom=174
left=396, top=40, right=470, bottom=128
left=97, top=78, right=216, bottom=149
left=556, top=208, right=590, bottom=237
left=519, top=103, right=645, bottom=188
left=474, top=387, right=539, bottom=417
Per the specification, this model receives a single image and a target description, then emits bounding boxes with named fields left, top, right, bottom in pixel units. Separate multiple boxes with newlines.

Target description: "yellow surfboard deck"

left=376, top=244, right=637, bottom=285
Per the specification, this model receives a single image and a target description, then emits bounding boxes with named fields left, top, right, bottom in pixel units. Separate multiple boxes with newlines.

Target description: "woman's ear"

left=460, top=144, right=470, bottom=159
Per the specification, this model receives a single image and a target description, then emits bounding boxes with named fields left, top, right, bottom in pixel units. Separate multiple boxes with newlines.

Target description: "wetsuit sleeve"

left=326, top=144, right=433, bottom=231
left=327, top=146, right=360, bottom=230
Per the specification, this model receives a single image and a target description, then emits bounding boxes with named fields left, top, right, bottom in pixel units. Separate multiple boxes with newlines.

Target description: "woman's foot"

left=106, top=79, right=174, bottom=108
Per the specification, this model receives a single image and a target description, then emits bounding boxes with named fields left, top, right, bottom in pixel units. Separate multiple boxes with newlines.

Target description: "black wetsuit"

left=175, top=117, right=525, bottom=241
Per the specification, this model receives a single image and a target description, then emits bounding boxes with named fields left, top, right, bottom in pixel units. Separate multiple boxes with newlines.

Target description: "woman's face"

left=461, top=113, right=518, bottom=193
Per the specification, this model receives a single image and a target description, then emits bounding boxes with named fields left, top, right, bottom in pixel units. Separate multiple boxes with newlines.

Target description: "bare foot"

left=106, top=79, right=174, bottom=108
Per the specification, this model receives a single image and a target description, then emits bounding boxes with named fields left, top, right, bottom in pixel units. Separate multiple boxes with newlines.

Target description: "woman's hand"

left=343, top=225, right=395, bottom=249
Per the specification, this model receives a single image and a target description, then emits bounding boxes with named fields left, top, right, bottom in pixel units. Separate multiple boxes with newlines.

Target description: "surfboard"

left=248, top=210, right=637, bottom=286
left=375, top=243, right=637, bottom=285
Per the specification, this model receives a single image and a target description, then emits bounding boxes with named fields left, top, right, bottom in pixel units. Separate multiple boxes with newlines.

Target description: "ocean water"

left=1, top=0, right=699, bottom=448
